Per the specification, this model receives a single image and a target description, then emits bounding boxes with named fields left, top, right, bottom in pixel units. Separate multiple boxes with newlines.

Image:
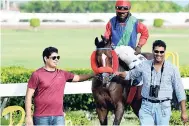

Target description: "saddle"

left=126, top=86, right=142, bottom=104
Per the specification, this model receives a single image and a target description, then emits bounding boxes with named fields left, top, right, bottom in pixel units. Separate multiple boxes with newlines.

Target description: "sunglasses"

left=154, top=50, right=165, bottom=54
left=115, top=6, right=129, bottom=11
left=49, top=56, right=60, bottom=60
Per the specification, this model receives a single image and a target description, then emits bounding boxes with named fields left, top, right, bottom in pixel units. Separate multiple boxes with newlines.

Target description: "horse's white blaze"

left=102, top=53, right=107, bottom=67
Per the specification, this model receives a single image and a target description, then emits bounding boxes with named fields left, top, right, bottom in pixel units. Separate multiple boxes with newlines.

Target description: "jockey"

left=104, top=0, right=149, bottom=55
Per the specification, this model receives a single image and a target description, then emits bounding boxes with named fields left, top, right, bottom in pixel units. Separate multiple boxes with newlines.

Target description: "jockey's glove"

left=134, top=46, right=141, bottom=55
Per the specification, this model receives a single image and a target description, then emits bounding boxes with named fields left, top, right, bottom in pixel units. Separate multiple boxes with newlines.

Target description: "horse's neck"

left=118, top=58, right=130, bottom=71
left=118, top=65, right=127, bottom=72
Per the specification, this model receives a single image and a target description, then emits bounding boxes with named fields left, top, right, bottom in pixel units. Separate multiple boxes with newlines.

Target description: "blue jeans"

left=139, top=99, right=171, bottom=125
left=33, top=116, right=65, bottom=125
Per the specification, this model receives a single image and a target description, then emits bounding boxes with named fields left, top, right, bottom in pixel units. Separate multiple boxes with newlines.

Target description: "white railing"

left=1, top=12, right=189, bottom=26
left=0, top=78, right=189, bottom=97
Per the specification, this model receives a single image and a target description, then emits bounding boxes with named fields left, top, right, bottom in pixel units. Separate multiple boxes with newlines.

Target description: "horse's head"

left=95, top=35, right=112, bottom=68
left=91, top=35, right=118, bottom=86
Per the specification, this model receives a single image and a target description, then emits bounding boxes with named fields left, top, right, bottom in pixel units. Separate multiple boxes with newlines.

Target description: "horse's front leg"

left=110, top=83, right=125, bottom=125
left=113, top=101, right=124, bottom=125
left=96, top=106, right=108, bottom=125
left=131, top=98, right=142, bottom=117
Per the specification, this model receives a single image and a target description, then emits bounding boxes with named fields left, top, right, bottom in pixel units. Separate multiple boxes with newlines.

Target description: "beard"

left=117, top=16, right=126, bottom=22
left=116, top=12, right=131, bottom=22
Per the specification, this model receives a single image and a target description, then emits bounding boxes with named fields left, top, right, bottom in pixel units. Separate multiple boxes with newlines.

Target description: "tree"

left=18, top=1, right=184, bottom=13
left=184, top=3, right=189, bottom=12
left=1, top=1, right=3, bottom=9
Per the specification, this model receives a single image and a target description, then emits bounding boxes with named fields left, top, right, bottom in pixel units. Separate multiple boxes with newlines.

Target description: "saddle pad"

left=126, top=86, right=137, bottom=104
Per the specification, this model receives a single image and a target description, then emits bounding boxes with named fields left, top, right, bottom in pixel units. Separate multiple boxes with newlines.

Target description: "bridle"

left=96, top=47, right=112, bottom=50
left=95, top=73, right=116, bottom=88
left=95, top=47, right=116, bottom=87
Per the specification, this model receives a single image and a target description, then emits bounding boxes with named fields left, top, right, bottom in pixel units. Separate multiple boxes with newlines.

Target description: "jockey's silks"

left=110, top=16, right=138, bottom=49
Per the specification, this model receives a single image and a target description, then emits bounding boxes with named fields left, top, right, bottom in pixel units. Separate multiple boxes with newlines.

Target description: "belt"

left=142, top=97, right=170, bottom=103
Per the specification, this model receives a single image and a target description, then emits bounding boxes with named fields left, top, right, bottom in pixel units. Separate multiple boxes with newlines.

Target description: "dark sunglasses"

left=49, top=56, right=60, bottom=60
left=115, top=6, right=129, bottom=11
left=154, top=50, right=165, bottom=54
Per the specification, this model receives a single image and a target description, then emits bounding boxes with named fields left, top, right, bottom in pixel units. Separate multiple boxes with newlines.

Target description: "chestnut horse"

left=91, top=35, right=153, bottom=125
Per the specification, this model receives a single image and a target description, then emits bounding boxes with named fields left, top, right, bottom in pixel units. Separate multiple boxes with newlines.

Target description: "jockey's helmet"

left=115, top=0, right=131, bottom=13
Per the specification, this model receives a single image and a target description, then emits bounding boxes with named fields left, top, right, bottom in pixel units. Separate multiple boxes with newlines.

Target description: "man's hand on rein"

left=115, top=72, right=127, bottom=79
left=134, top=46, right=141, bottom=55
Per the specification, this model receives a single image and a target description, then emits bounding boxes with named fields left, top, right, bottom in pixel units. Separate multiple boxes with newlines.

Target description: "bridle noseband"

left=95, top=73, right=116, bottom=88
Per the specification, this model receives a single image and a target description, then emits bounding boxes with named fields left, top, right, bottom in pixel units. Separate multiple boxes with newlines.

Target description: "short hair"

left=42, top=47, right=58, bottom=63
left=152, top=40, right=166, bottom=50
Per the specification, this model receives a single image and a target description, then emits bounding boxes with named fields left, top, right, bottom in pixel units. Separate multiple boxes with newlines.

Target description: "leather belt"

left=142, top=97, right=170, bottom=103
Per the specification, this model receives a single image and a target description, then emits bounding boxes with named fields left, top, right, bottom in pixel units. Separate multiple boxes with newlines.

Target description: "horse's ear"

left=101, top=35, right=105, bottom=41
left=101, top=35, right=108, bottom=45
left=95, top=37, right=99, bottom=47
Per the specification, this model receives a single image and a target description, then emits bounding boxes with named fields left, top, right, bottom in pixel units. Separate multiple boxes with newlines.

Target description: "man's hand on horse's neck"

left=115, top=71, right=127, bottom=79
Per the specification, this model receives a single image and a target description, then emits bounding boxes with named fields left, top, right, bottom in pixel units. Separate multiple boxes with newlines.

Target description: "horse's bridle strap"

left=96, top=48, right=112, bottom=50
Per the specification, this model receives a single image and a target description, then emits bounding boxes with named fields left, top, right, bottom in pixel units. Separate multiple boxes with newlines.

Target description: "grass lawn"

left=90, top=111, right=139, bottom=125
left=1, top=27, right=189, bottom=69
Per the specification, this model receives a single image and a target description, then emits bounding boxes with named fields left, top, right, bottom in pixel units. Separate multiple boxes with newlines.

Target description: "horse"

left=91, top=35, right=153, bottom=125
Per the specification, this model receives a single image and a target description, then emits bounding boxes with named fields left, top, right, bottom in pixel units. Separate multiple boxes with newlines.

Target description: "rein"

left=95, top=73, right=117, bottom=88
left=96, top=47, right=112, bottom=50
left=95, top=73, right=116, bottom=81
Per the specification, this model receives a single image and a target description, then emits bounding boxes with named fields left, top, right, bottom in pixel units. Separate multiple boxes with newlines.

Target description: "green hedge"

left=0, top=66, right=95, bottom=111
left=0, top=66, right=93, bottom=84
left=138, top=19, right=145, bottom=22
left=90, top=19, right=104, bottom=22
left=30, top=18, right=40, bottom=28
left=0, top=117, right=9, bottom=125
left=1, top=66, right=33, bottom=83
left=180, top=65, right=189, bottom=77
left=65, top=111, right=90, bottom=125
left=153, top=18, right=164, bottom=27
left=170, top=110, right=189, bottom=125
left=1, top=66, right=189, bottom=84
left=1, top=66, right=189, bottom=111
left=1, top=65, right=189, bottom=82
